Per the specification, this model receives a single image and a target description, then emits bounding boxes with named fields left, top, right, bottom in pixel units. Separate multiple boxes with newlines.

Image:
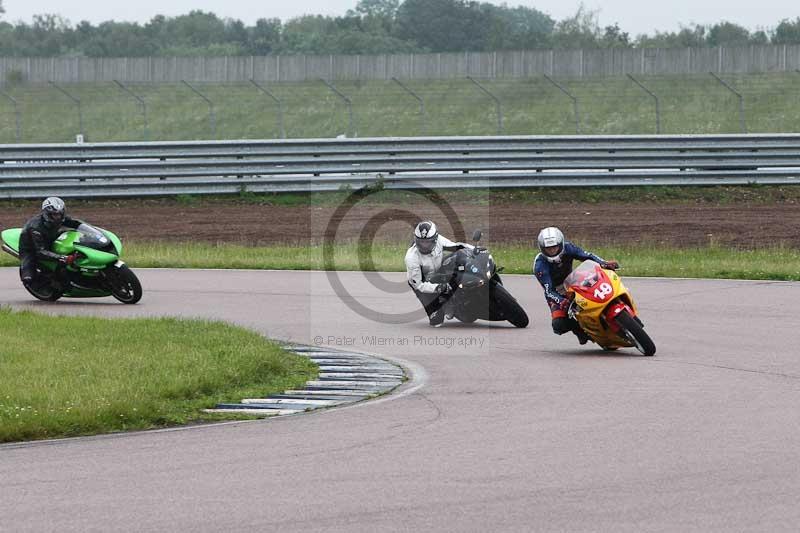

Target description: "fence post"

left=113, top=80, right=148, bottom=141
left=181, top=80, right=216, bottom=139
left=48, top=80, right=83, bottom=138
left=467, top=76, right=503, bottom=134
left=392, top=77, right=426, bottom=136
left=249, top=78, right=286, bottom=139
left=544, top=74, right=580, bottom=134
left=626, top=73, right=661, bottom=134
left=710, top=72, right=746, bottom=133
left=0, top=89, right=22, bottom=142
left=319, top=78, right=355, bottom=138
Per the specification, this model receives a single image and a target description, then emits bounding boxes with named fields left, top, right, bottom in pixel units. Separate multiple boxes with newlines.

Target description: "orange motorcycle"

left=564, top=260, right=656, bottom=356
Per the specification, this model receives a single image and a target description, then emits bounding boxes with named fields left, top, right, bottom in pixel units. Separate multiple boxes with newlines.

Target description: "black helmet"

left=41, top=197, right=66, bottom=227
left=537, top=226, right=565, bottom=263
left=414, top=221, right=438, bottom=255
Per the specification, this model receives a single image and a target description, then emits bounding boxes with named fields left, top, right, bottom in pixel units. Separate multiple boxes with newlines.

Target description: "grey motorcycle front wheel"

left=489, top=283, right=529, bottom=328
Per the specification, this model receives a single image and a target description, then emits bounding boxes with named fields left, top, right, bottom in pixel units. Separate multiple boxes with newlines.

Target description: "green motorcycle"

left=1, top=223, right=142, bottom=304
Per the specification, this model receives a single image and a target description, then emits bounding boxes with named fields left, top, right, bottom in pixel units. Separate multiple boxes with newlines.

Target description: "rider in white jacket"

left=405, top=221, right=473, bottom=326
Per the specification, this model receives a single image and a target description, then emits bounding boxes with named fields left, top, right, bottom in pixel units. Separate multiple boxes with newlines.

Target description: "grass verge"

left=2, top=241, right=794, bottom=281
left=124, top=241, right=800, bottom=281
left=0, top=309, right=317, bottom=443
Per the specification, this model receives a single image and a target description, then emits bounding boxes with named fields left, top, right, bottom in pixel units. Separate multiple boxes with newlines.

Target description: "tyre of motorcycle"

left=23, top=278, right=63, bottom=302
left=104, top=264, right=143, bottom=304
left=489, top=282, right=529, bottom=328
left=614, top=310, right=656, bottom=356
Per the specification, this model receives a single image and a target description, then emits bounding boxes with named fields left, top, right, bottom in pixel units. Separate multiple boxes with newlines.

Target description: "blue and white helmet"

left=414, top=221, right=438, bottom=255
left=537, top=227, right=565, bottom=263
left=41, top=196, right=66, bottom=226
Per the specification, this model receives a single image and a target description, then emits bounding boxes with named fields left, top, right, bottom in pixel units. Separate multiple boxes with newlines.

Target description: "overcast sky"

left=3, top=0, right=798, bottom=35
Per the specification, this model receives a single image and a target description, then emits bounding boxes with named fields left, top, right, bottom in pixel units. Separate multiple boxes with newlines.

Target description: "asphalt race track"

left=1, top=267, right=799, bottom=532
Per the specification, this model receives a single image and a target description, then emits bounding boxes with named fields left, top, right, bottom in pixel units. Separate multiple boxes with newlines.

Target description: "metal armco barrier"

left=1, top=134, right=800, bottom=199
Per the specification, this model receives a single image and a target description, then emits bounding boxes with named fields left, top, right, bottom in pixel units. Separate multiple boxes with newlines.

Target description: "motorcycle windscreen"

left=564, top=260, right=602, bottom=289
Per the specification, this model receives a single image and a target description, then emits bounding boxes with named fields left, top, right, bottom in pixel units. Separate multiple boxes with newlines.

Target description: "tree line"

left=0, top=0, right=799, bottom=57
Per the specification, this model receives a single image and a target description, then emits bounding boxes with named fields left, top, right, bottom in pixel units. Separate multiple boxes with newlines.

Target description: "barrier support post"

left=544, top=74, right=580, bottom=134
left=113, top=80, right=148, bottom=141
left=627, top=73, right=661, bottom=134
left=710, top=72, right=746, bottom=133
left=249, top=79, right=286, bottom=139
left=320, top=78, right=355, bottom=138
left=467, top=76, right=504, bottom=135
left=49, top=80, right=84, bottom=138
left=181, top=80, right=217, bottom=139
left=391, top=77, right=426, bottom=136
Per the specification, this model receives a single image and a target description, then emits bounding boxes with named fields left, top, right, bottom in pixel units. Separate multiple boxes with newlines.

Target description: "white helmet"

left=414, top=221, right=438, bottom=255
left=41, top=197, right=66, bottom=226
left=537, top=227, right=565, bottom=263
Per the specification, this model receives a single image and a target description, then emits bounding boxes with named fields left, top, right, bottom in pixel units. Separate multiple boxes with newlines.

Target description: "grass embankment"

left=2, top=73, right=799, bottom=143
left=0, top=309, right=317, bottom=443
left=2, top=241, right=794, bottom=281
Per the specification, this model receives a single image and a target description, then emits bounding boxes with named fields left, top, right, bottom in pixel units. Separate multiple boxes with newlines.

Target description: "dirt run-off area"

left=0, top=191, right=798, bottom=249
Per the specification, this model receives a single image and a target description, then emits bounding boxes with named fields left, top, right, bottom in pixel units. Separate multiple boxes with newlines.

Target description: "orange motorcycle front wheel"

left=614, top=310, right=656, bottom=356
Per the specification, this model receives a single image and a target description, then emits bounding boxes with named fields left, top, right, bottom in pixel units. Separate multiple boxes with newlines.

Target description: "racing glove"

left=601, top=260, right=619, bottom=270
left=436, top=283, right=452, bottom=295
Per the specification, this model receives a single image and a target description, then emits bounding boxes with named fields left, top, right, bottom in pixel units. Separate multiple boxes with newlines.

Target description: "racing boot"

left=51, top=266, right=70, bottom=293
left=428, top=308, right=445, bottom=327
left=574, top=328, right=590, bottom=345
left=444, top=300, right=455, bottom=320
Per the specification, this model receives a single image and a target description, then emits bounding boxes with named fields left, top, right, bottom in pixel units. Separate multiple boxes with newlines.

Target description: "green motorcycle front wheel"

left=107, top=264, right=143, bottom=304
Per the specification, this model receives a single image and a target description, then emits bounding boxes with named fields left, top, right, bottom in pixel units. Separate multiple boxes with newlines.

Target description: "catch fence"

left=1, top=74, right=800, bottom=144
